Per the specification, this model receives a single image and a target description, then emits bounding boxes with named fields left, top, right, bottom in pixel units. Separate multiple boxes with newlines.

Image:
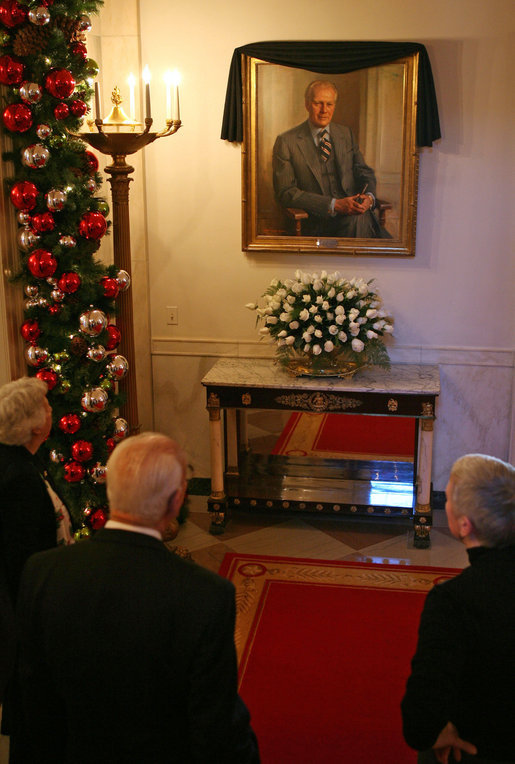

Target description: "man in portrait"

left=272, top=79, right=390, bottom=238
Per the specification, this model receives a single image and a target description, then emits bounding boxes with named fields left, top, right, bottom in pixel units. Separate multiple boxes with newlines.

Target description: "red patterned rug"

left=220, top=553, right=460, bottom=764
left=271, top=412, right=415, bottom=461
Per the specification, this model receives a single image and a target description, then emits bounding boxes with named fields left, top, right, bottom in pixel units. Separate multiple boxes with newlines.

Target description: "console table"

left=201, top=359, right=440, bottom=548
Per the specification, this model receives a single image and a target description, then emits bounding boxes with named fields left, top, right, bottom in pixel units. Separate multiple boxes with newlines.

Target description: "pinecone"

left=70, top=335, right=89, bottom=357
left=54, top=15, right=86, bottom=44
left=12, top=25, right=50, bottom=56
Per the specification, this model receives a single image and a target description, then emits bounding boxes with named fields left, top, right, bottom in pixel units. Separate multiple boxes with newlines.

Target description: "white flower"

left=324, top=340, right=334, bottom=353
left=349, top=323, right=360, bottom=337
left=284, top=279, right=293, bottom=288
left=303, top=344, right=311, bottom=353
left=352, top=338, right=365, bottom=352
left=278, top=330, right=287, bottom=337
left=315, top=295, right=324, bottom=304
left=259, top=327, right=270, bottom=335
left=291, top=281, right=304, bottom=294
left=306, top=325, right=315, bottom=334
left=348, top=308, right=359, bottom=320
left=299, top=309, right=310, bottom=321
left=335, top=305, right=345, bottom=315
left=286, top=295, right=296, bottom=304
left=302, top=294, right=311, bottom=303
left=314, top=315, right=323, bottom=323
left=301, top=272, right=312, bottom=285
left=263, top=307, right=273, bottom=315
left=366, top=330, right=378, bottom=339
left=338, top=331, right=347, bottom=342
left=276, top=288, right=287, bottom=298
left=313, top=344, right=322, bottom=355
left=320, top=270, right=328, bottom=280
left=383, top=324, right=394, bottom=334
left=270, top=278, right=278, bottom=287
left=302, top=332, right=312, bottom=342
left=313, top=280, right=323, bottom=292
left=245, top=302, right=257, bottom=310
left=322, top=301, right=330, bottom=311
left=327, top=287, right=336, bottom=298
left=357, top=317, right=367, bottom=324
left=282, top=303, right=294, bottom=313
left=266, top=316, right=278, bottom=324
left=359, top=283, right=369, bottom=295
left=326, top=312, right=334, bottom=321
left=279, top=312, right=290, bottom=322
left=366, top=308, right=378, bottom=319
left=276, top=338, right=286, bottom=346
left=314, top=329, right=323, bottom=338
left=329, top=325, right=338, bottom=335
left=335, top=314, right=345, bottom=325
left=336, top=293, right=344, bottom=302
left=285, top=335, right=295, bottom=345
left=289, top=321, right=299, bottom=330
left=346, top=289, right=357, bottom=299
left=373, top=320, right=385, bottom=330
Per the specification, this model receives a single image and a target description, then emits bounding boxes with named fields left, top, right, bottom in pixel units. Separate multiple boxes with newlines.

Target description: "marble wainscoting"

left=151, top=339, right=514, bottom=489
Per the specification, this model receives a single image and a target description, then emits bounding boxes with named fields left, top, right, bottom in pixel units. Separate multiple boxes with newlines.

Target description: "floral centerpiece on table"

left=246, top=270, right=394, bottom=376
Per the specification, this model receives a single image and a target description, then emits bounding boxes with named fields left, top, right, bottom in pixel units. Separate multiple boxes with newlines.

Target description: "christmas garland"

left=1, top=0, right=130, bottom=536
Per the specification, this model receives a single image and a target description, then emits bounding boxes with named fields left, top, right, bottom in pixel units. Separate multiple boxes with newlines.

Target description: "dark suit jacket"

left=273, top=119, right=377, bottom=218
left=16, top=528, right=259, bottom=763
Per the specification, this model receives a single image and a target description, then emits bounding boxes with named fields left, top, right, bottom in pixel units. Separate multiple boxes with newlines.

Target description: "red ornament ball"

left=100, top=276, right=119, bottom=299
left=71, top=42, right=87, bottom=60
left=3, top=102, right=32, bottom=132
left=44, top=68, right=75, bottom=99
left=0, top=54, right=24, bottom=84
left=57, top=271, right=81, bottom=294
left=20, top=318, right=40, bottom=342
left=70, top=99, right=87, bottom=117
left=30, top=211, right=55, bottom=233
left=84, top=150, right=99, bottom=174
left=27, top=249, right=57, bottom=279
left=106, top=437, right=116, bottom=453
left=58, top=413, right=81, bottom=434
left=53, top=102, right=69, bottom=120
left=105, top=324, right=121, bottom=350
left=89, top=507, right=107, bottom=530
left=10, top=181, right=39, bottom=210
left=71, top=439, right=93, bottom=462
left=0, top=0, right=27, bottom=27
left=78, top=211, right=107, bottom=240
left=64, top=460, right=85, bottom=482
left=36, top=368, right=58, bottom=390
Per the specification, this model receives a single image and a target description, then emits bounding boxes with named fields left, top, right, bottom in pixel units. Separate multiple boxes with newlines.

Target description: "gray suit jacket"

left=273, top=119, right=377, bottom=218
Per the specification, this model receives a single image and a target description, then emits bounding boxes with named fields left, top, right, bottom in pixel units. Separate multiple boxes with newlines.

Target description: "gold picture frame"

left=242, top=53, right=419, bottom=256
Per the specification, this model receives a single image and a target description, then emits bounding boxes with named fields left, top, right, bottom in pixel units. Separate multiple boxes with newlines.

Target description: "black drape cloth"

left=221, top=41, right=440, bottom=147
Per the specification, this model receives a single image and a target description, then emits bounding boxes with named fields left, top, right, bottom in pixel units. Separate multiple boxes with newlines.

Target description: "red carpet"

left=272, top=412, right=415, bottom=461
left=220, top=554, right=460, bottom=764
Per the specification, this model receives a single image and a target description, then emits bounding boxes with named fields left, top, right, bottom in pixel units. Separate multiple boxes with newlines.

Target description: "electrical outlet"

left=166, top=306, right=178, bottom=325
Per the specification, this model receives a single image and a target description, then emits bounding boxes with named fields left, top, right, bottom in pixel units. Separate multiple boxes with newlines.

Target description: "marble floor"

left=170, top=494, right=469, bottom=573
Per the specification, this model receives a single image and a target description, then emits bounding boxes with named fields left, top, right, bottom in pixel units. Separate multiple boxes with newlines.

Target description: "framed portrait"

left=242, top=53, right=419, bottom=256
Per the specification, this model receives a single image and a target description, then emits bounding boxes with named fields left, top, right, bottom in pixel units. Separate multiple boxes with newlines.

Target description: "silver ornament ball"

left=24, top=284, right=39, bottom=298
left=116, top=269, right=131, bottom=292
left=77, top=14, right=92, bottom=31
left=113, top=417, right=129, bottom=439
left=28, top=6, right=51, bottom=25
left=106, top=354, right=129, bottom=380
left=81, top=387, right=108, bottom=412
left=36, top=124, right=52, bottom=140
left=17, top=228, right=39, bottom=251
left=89, top=462, right=107, bottom=483
left=86, top=344, right=107, bottom=362
left=25, top=345, right=49, bottom=367
left=59, top=235, right=77, bottom=248
left=22, top=144, right=50, bottom=169
left=19, top=82, right=43, bottom=104
left=79, top=309, right=107, bottom=337
left=46, top=189, right=67, bottom=211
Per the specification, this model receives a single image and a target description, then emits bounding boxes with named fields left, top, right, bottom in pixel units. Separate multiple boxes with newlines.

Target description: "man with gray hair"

left=16, top=432, right=259, bottom=763
left=402, top=453, right=515, bottom=764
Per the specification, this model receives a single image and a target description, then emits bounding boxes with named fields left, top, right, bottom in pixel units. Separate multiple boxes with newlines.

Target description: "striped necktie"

left=319, top=129, right=331, bottom=162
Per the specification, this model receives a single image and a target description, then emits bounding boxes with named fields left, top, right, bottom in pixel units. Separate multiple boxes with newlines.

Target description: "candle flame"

left=142, top=65, right=151, bottom=84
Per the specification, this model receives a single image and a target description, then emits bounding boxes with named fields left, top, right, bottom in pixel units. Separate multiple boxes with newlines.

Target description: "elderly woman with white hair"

left=402, top=453, right=515, bottom=764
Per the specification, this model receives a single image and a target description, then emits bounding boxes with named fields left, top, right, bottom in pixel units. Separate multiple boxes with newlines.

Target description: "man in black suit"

left=273, top=79, right=389, bottom=238
left=16, top=432, right=259, bottom=763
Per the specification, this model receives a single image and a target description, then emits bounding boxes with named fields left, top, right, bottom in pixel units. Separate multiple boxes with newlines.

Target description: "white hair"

left=0, top=377, right=49, bottom=446
left=304, top=80, right=338, bottom=103
left=106, top=432, right=186, bottom=525
left=450, top=453, right=515, bottom=547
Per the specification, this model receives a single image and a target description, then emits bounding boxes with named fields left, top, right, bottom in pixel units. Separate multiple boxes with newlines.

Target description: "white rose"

left=326, top=313, right=334, bottom=321
left=322, top=301, right=330, bottom=311
left=335, top=305, right=345, bottom=315
left=352, top=338, right=365, bottom=352
left=270, top=300, right=281, bottom=311
left=366, top=330, right=378, bottom=339
left=348, top=308, right=359, bottom=320
left=359, top=283, right=369, bottom=295
left=282, top=303, right=294, bottom=313
left=276, top=288, right=286, bottom=297
left=336, top=293, right=344, bottom=302
left=346, top=290, right=357, bottom=299
left=320, top=270, right=327, bottom=279
left=299, top=309, right=310, bottom=322
left=302, top=272, right=312, bottom=285
left=349, top=323, right=360, bottom=336
left=329, top=325, right=338, bottom=335
left=335, top=314, right=345, bottom=325
left=313, top=280, right=323, bottom=292
left=266, top=316, right=278, bottom=324
left=278, top=330, right=287, bottom=337
left=270, top=278, right=278, bottom=287
left=366, top=309, right=378, bottom=319
left=315, top=295, right=323, bottom=304
left=357, top=317, right=367, bottom=324
left=264, top=307, right=273, bottom=315
left=259, top=327, right=270, bottom=335
left=327, top=287, right=336, bottom=298
left=314, top=315, right=323, bottom=323
left=383, top=324, right=394, bottom=334
left=286, top=295, right=296, bottom=304
left=312, top=344, right=322, bottom=355
left=285, top=335, right=295, bottom=345
left=314, top=329, right=323, bottom=338
left=324, top=340, right=334, bottom=353
left=279, top=312, right=290, bottom=322
left=291, top=281, right=304, bottom=294
left=245, top=302, right=257, bottom=310
left=289, top=321, right=299, bottom=330
left=338, top=331, right=347, bottom=342
left=303, top=344, right=311, bottom=353
left=309, top=305, right=318, bottom=314
left=307, top=325, right=315, bottom=334
left=373, top=320, right=385, bottom=330
left=302, top=294, right=311, bottom=303
left=284, top=279, right=293, bottom=288
left=302, top=332, right=312, bottom=342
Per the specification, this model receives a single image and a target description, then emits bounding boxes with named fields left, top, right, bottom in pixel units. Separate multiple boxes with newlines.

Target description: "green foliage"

left=0, top=0, right=133, bottom=530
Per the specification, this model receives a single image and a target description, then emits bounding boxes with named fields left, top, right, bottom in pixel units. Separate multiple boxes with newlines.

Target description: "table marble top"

left=201, top=358, right=440, bottom=396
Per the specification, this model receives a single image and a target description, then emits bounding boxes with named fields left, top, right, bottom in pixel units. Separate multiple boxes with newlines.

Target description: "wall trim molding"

left=151, top=337, right=514, bottom=368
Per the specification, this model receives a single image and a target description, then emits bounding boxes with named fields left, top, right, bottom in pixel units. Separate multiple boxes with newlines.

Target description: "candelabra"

left=77, top=87, right=181, bottom=431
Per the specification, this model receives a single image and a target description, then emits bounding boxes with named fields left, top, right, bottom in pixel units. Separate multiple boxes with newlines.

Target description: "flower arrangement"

left=246, top=270, right=394, bottom=376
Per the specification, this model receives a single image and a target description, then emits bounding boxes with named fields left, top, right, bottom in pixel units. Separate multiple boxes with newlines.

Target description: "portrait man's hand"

left=334, top=193, right=373, bottom=216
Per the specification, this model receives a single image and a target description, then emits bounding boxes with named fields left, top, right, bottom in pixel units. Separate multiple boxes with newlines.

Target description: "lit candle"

left=127, top=73, right=136, bottom=122
left=172, top=69, right=181, bottom=122
left=142, top=65, right=151, bottom=120
left=94, top=81, right=101, bottom=120
left=87, top=77, right=94, bottom=119
left=163, top=71, right=172, bottom=121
